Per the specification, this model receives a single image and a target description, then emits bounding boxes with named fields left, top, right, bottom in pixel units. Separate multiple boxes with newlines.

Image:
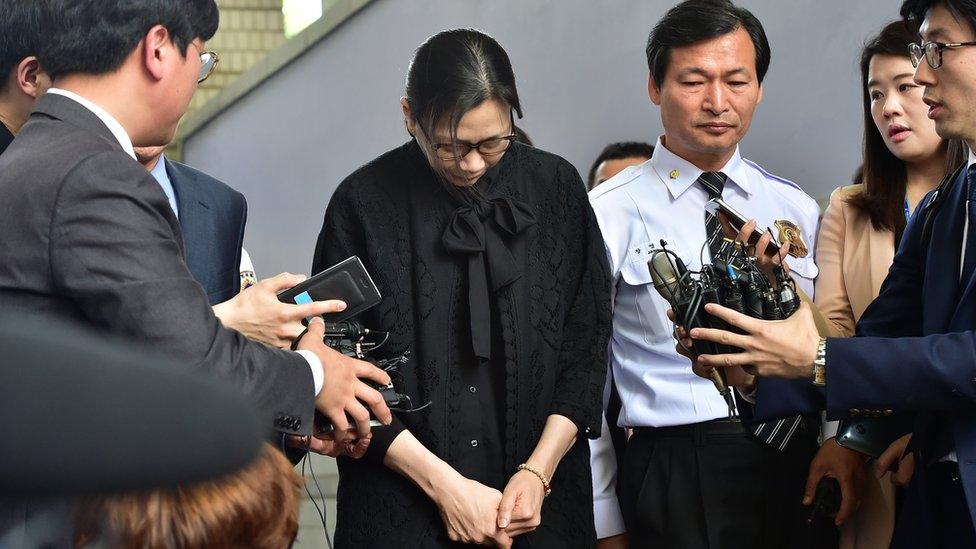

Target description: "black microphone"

left=648, top=250, right=736, bottom=414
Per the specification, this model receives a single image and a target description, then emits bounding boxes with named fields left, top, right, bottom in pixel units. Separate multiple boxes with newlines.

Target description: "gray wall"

left=184, top=0, right=897, bottom=278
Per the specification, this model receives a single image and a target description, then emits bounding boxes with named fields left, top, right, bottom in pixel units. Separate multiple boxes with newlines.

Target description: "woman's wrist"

left=385, top=431, right=461, bottom=503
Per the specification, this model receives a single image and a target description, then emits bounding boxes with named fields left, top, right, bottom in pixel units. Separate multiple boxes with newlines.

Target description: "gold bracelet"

left=517, top=463, right=552, bottom=497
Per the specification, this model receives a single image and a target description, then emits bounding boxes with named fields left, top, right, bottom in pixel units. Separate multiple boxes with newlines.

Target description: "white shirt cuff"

left=594, top=494, right=627, bottom=539
left=821, top=416, right=839, bottom=441
left=296, top=350, right=324, bottom=396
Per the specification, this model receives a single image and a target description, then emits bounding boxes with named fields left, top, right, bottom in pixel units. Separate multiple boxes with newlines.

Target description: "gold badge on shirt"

left=774, top=219, right=809, bottom=258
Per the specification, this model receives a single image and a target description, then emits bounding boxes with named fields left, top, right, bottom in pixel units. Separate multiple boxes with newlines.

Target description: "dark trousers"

left=618, top=418, right=829, bottom=549
left=893, top=462, right=976, bottom=549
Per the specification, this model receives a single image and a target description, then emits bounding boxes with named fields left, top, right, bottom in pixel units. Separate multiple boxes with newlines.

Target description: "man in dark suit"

left=136, top=144, right=247, bottom=305
left=0, top=0, right=50, bottom=156
left=0, top=0, right=390, bottom=485
left=687, top=2, right=976, bottom=545
left=136, top=144, right=319, bottom=352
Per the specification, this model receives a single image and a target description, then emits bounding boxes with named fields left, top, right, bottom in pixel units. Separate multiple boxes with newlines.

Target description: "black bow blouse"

left=313, top=140, right=611, bottom=548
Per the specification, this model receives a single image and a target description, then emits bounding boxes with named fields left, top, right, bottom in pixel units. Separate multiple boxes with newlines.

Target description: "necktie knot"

left=698, top=171, right=727, bottom=199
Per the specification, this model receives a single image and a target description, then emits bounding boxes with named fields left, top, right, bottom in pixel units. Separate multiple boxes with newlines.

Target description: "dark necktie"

left=698, top=171, right=727, bottom=258
left=961, top=165, right=976, bottom=285
left=697, top=173, right=803, bottom=450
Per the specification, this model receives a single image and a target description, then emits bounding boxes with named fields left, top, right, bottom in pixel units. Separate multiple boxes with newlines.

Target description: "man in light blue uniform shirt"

left=587, top=2, right=833, bottom=548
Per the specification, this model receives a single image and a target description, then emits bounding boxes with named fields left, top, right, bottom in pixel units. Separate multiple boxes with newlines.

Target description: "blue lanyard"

left=904, top=200, right=911, bottom=222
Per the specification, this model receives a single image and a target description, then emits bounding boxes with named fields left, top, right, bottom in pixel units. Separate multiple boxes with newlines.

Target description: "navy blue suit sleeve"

left=825, top=192, right=976, bottom=413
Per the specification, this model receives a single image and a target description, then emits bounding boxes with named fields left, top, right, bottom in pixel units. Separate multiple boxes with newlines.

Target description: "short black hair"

left=588, top=141, right=655, bottom=189
left=901, top=0, right=976, bottom=35
left=646, top=0, right=771, bottom=87
left=39, top=0, right=219, bottom=81
left=0, top=0, right=44, bottom=92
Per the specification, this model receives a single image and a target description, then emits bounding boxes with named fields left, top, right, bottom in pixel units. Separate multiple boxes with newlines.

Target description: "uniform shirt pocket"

left=619, top=257, right=674, bottom=345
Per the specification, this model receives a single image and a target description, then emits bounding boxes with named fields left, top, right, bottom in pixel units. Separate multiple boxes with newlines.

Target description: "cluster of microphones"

left=648, top=236, right=800, bottom=416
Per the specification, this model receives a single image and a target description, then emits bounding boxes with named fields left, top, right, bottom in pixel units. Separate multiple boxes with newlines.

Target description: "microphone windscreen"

left=649, top=251, right=682, bottom=303
left=0, top=314, right=264, bottom=496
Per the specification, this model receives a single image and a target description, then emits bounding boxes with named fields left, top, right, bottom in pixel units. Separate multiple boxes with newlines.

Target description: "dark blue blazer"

left=825, top=165, right=976, bottom=538
left=166, top=159, right=247, bottom=305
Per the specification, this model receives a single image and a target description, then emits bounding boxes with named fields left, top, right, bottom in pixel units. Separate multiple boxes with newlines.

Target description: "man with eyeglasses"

left=683, top=1, right=976, bottom=546
left=0, top=1, right=393, bottom=543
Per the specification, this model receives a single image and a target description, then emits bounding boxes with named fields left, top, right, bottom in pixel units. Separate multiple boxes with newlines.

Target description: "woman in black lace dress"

left=312, top=28, right=611, bottom=548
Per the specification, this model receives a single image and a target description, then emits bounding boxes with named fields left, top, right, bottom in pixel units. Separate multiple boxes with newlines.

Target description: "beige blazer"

left=815, top=184, right=898, bottom=549
left=815, top=185, right=897, bottom=337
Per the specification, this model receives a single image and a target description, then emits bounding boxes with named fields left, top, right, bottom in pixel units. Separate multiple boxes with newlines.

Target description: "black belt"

left=632, top=418, right=747, bottom=441
left=631, top=414, right=819, bottom=444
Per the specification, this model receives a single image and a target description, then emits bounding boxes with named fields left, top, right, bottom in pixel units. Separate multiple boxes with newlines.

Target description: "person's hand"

left=875, top=434, right=915, bottom=487
left=719, top=214, right=792, bottom=280
left=690, top=302, right=820, bottom=380
left=213, top=272, right=347, bottom=349
left=666, top=309, right=699, bottom=363
left=497, top=468, right=546, bottom=537
left=804, top=438, right=868, bottom=525
left=667, top=309, right=756, bottom=390
left=597, top=534, right=630, bottom=549
left=433, top=473, right=513, bottom=548
left=297, top=318, right=393, bottom=442
left=284, top=433, right=372, bottom=458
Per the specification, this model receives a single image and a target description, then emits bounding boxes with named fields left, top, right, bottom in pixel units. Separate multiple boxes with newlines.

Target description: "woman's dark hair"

left=646, top=0, right=771, bottom=86
left=847, top=19, right=966, bottom=240
left=38, top=0, right=219, bottom=81
left=405, top=28, right=523, bottom=151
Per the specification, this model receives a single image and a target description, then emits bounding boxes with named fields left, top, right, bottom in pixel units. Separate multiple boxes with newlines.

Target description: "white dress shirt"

left=48, top=88, right=323, bottom=396
left=586, top=137, right=821, bottom=537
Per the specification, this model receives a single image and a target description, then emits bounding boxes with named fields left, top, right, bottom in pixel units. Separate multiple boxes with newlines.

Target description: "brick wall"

left=189, top=0, right=287, bottom=114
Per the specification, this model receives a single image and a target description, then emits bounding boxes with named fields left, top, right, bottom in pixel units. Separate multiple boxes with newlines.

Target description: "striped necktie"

left=749, top=413, right=803, bottom=451
left=698, top=171, right=726, bottom=258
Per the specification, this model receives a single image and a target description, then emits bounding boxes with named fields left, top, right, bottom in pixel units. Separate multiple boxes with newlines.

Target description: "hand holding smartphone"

left=277, top=256, right=381, bottom=322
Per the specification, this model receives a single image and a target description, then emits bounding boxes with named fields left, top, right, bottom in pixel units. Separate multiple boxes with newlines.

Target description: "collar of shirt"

left=148, top=154, right=179, bottom=217
left=649, top=135, right=752, bottom=199
left=968, top=148, right=976, bottom=170
left=46, top=88, right=136, bottom=160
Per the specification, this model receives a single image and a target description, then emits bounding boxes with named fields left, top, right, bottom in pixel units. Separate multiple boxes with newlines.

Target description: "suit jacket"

left=0, top=93, right=313, bottom=436
left=826, top=166, right=976, bottom=537
left=816, top=185, right=895, bottom=337
left=166, top=158, right=246, bottom=305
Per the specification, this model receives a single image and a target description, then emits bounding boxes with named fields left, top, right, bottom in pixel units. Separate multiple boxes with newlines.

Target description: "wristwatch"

left=812, top=337, right=827, bottom=387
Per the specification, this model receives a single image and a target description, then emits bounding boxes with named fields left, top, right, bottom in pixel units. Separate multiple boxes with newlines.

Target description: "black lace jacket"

left=313, top=140, right=611, bottom=548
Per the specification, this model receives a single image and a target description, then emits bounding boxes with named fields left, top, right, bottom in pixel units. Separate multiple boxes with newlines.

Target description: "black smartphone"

left=276, top=256, right=381, bottom=323
left=704, top=198, right=789, bottom=257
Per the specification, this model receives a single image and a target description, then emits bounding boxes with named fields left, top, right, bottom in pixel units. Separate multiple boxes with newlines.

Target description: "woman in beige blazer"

left=811, top=21, right=966, bottom=548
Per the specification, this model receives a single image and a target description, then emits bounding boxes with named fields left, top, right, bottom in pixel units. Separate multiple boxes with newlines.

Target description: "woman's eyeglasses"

left=430, top=134, right=517, bottom=161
